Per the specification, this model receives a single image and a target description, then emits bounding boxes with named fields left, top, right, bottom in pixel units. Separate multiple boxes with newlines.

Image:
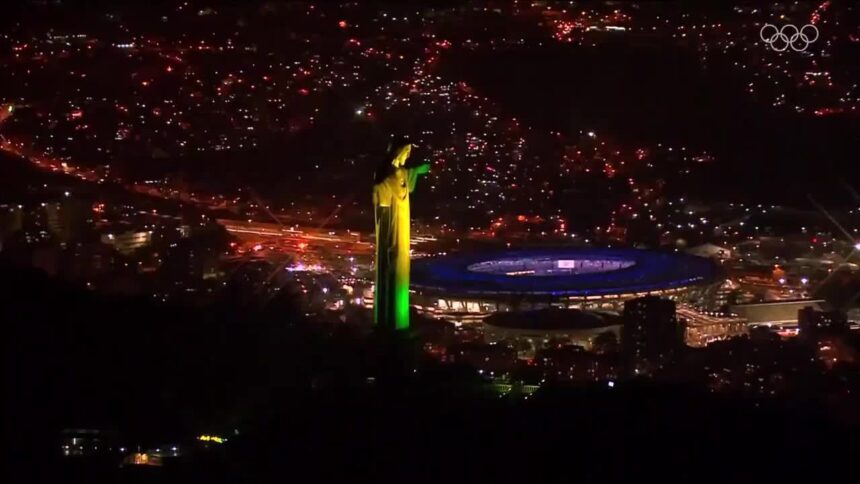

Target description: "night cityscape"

left=2, top=1, right=859, bottom=482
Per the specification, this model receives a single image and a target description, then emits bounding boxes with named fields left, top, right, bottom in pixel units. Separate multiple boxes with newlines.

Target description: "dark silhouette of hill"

left=3, top=259, right=859, bottom=483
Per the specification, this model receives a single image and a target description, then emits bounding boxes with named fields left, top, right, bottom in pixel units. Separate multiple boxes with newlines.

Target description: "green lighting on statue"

left=373, top=142, right=430, bottom=331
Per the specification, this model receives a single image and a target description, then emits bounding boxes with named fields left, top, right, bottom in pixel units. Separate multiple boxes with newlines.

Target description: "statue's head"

left=391, top=143, right=411, bottom=167
left=387, top=135, right=412, bottom=168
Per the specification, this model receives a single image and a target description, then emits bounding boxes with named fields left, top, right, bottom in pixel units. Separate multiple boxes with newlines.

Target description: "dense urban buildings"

left=2, top=1, right=859, bottom=481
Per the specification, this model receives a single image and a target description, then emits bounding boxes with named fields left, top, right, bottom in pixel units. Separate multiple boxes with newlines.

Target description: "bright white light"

left=607, top=381, right=615, bottom=388
left=801, top=277, right=809, bottom=285
left=854, top=242, right=860, bottom=251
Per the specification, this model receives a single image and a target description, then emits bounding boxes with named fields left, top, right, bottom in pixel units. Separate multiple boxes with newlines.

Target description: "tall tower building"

left=798, top=307, right=849, bottom=339
left=44, top=200, right=90, bottom=243
left=622, top=296, right=682, bottom=377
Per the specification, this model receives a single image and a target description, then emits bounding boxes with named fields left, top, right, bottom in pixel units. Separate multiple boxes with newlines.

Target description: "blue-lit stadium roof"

left=411, top=248, right=717, bottom=297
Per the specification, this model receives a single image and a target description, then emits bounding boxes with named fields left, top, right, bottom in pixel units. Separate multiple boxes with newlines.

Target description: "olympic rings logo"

left=759, top=24, right=819, bottom=52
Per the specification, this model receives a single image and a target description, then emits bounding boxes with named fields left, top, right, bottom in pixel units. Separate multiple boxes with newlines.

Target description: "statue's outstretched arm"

left=407, top=163, right=431, bottom=192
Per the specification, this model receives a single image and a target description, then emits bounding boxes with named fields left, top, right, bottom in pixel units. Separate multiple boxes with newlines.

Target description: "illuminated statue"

left=373, top=141, right=430, bottom=331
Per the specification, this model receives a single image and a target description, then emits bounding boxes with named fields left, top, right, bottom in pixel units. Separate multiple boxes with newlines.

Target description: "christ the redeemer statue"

left=373, top=141, right=430, bottom=331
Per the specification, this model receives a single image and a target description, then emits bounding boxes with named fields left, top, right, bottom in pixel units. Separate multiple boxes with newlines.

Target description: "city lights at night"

left=2, top=1, right=859, bottom=482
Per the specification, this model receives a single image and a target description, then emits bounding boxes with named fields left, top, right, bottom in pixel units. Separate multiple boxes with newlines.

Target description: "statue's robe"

left=373, top=164, right=429, bottom=330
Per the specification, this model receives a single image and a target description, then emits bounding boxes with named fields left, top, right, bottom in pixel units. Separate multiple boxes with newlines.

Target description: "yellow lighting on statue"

left=373, top=142, right=430, bottom=330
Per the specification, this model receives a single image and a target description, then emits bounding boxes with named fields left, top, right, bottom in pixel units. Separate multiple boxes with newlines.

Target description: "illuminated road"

left=217, top=218, right=374, bottom=257
left=676, top=305, right=746, bottom=326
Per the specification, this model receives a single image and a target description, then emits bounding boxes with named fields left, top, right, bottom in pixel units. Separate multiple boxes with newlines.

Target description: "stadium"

left=411, top=247, right=719, bottom=322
